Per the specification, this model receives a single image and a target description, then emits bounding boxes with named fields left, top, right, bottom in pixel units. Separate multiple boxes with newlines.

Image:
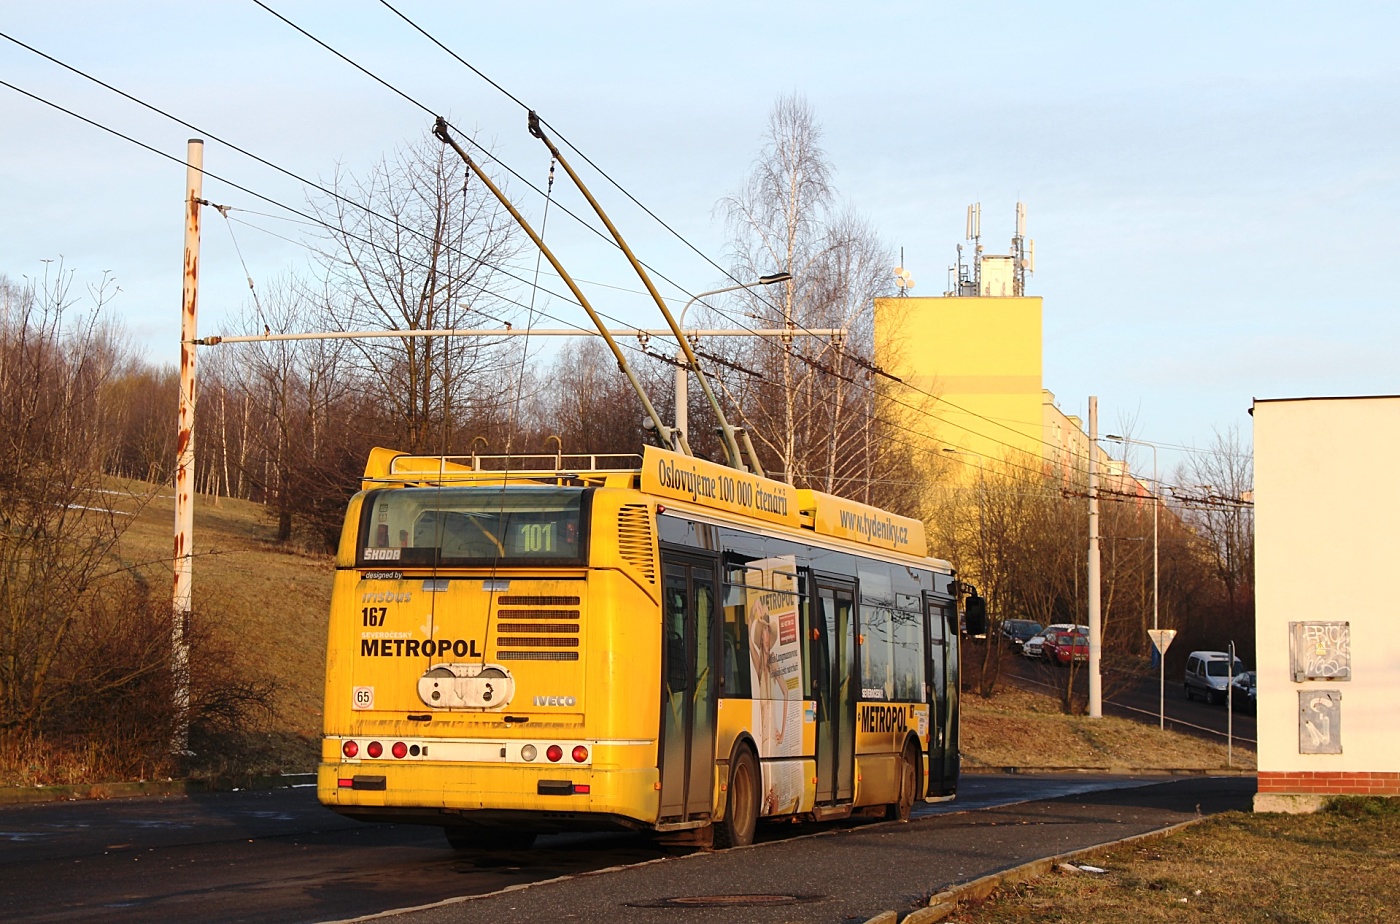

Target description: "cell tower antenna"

left=1012, top=201, right=1032, bottom=296
left=894, top=246, right=915, bottom=297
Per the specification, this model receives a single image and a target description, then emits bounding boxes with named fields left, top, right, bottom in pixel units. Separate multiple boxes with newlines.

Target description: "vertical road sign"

left=1147, top=629, right=1177, bottom=730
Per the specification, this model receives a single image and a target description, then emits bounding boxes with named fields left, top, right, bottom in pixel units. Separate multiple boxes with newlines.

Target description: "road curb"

left=961, top=765, right=1256, bottom=777
left=862, top=817, right=1203, bottom=923
left=0, top=772, right=317, bottom=806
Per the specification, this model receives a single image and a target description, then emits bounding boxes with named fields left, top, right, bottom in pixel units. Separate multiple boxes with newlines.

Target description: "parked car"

left=1000, top=619, right=1044, bottom=651
left=1183, top=650, right=1245, bottom=704
left=1230, top=670, right=1257, bottom=713
left=1024, top=623, right=1082, bottom=660
left=1044, top=629, right=1090, bottom=666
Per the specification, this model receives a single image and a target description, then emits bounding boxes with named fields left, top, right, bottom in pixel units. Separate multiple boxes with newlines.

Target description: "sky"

left=3, top=1, right=1397, bottom=483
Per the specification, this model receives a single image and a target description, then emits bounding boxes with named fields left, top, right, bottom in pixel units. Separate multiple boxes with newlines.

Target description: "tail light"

left=392, top=741, right=408, bottom=759
left=367, top=741, right=383, bottom=758
left=572, top=745, right=589, bottom=763
left=546, top=745, right=563, bottom=762
left=342, top=740, right=359, bottom=759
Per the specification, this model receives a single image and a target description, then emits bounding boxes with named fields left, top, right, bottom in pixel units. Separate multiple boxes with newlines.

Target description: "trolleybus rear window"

left=358, top=487, right=588, bottom=567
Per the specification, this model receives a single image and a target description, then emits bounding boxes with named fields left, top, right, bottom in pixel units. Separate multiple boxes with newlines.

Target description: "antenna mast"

left=1012, top=201, right=1034, bottom=296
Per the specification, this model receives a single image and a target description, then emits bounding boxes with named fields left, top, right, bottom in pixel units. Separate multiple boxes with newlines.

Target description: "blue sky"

left=3, top=1, right=1397, bottom=480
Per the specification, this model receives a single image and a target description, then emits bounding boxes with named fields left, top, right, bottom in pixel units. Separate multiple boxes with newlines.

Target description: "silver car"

left=1183, top=650, right=1245, bottom=705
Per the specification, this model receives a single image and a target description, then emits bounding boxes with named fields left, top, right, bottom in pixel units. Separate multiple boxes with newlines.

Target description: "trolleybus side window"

left=720, top=575, right=752, bottom=697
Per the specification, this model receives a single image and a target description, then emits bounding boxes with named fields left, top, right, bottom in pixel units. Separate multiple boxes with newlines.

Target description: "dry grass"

left=961, top=687, right=1254, bottom=771
left=944, top=798, right=1400, bottom=923
left=112, top=483, right=334, bottom=743
left=0, top=482, right=332, bottom=786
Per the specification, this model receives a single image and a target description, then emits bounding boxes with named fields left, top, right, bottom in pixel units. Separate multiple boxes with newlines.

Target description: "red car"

left=1042, top=628, right=1089, bottom=666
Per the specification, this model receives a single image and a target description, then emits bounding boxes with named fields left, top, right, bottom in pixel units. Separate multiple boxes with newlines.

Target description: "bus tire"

left=714, top=747, right=759, bottom=849
left=887, top=740, right=920, bottom=823
left=444, top=827, right=536, bottom=851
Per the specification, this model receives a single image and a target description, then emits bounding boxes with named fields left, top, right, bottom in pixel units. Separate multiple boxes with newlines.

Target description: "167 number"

left=362, top=606, right=387, bottom=626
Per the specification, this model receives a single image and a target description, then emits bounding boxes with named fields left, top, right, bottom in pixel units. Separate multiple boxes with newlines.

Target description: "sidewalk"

left=344, top=775, right=1255, bottom=924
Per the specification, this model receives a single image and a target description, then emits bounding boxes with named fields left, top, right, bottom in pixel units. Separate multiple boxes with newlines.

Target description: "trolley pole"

left=172, top=138, right=203, bottom=755
left=1087, top=396, right=1102, bottom=718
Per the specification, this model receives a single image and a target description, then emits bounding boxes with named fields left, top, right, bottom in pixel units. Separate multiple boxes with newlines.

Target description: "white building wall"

left=1254, top=396, right=1400, bottom=807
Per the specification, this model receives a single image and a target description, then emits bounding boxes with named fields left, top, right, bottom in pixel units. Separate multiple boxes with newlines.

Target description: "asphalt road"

left=366, top=775, right=1255, bottom=924
left=0, top=774, right=1253, bottom=924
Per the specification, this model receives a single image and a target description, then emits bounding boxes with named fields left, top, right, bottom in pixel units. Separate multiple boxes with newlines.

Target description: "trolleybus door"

left=925, top=596, right=960, bottom=796
left=812, top=580, right=857, bottom=805
left=658, top=556, right=719, bottom=821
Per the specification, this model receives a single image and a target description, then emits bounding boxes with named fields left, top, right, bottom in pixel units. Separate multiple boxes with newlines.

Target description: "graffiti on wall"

left=1298, top=690, right=1342, bottom=755
left=1289, top=621, right=1351, bottom=682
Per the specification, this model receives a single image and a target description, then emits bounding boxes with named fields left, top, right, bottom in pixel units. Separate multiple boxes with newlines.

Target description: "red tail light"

left=342, top=740, right=359, bottom=759
left=392, top=741, right=408, bottom=759
left=367, top=741, right=383, bottom=758
left=546, top=745, right=563, bottom=762
left=572, top=745, right=589, bottom=763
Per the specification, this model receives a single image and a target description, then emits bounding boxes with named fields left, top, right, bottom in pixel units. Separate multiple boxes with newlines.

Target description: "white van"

left=1183, top=650, right=1244, bottom=705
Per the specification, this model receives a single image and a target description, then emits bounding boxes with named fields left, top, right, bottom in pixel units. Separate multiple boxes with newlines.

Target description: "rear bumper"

left=317, top=761, right=659, bottom=830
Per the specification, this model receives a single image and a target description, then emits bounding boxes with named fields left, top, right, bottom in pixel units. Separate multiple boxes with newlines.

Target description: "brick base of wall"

left=1257, top=771, right=1400, bottom=796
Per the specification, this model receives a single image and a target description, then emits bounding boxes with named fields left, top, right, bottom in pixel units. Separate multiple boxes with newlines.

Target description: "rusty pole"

left=172, top=138, right=203, bottom=754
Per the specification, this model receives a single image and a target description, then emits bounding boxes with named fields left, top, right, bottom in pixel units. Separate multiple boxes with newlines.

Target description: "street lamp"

left=1105, top=433, right=1162, bottom=728
left=942, top=448, right=988, bottom=622
left=674, top=273, right=792, bottom=439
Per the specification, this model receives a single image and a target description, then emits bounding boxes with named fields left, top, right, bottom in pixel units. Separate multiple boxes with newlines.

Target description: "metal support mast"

left=1087, top=395, right=1102, bottom=718
left=172, top=138, right=202, bottom=754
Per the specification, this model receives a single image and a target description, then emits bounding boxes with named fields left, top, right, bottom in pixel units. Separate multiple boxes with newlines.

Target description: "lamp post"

left=1106, top=433, right=1162, bottom=728
left=942, top=447, right=987, bottom=622
left=674, top=273, right=792, bottom=439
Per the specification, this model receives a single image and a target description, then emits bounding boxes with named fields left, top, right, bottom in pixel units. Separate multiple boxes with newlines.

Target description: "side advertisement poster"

left=745, top=555, right=805, bottom=815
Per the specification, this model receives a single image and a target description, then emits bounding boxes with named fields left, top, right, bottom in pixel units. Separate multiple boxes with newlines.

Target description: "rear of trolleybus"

left=317, top=455, right=664, bottom=850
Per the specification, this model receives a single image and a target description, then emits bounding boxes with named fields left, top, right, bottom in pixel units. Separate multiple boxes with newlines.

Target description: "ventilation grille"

left=497, top=622, right=579, bottom=633
left=617, top=504, right=656, bottom=584
left=496, top=609, right=579, bottom=620
left=497, top=636, right=578, bottom=648
left=493, top=598, right=581, bottom=662
left=498, top=595, right=580, bottom=606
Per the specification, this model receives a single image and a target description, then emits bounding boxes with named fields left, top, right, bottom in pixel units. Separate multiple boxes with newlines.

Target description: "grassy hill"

left=961, top=687, right=1254, bottom=771
left=113, top=483, right=334, bottom=774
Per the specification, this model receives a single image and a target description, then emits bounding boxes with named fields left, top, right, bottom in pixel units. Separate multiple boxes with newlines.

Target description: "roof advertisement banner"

left=806, top=491, right=927, bottom=556
left=640, top=447, right=801, bottom=528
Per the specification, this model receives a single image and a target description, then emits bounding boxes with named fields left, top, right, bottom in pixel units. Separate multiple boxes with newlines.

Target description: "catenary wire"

left=355, top=4, right=1132, bottom=480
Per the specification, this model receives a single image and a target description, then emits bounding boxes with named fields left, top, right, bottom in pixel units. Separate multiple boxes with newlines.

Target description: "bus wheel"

left=714, top=747, right=758, bottom=849
left=444, top=828, right=536, bottom=851
left=886, top=742, right=920, bottom=823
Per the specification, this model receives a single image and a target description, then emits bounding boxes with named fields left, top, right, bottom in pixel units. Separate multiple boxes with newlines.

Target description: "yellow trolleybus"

left=318, top=446, right=960, bottom=848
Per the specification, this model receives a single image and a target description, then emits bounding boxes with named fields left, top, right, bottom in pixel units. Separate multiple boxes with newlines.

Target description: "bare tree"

left=717, top=95, right=899, bottom=493
left=309, top=130, right=525, bottom=453
left=0, top=265, right=153, bottom=731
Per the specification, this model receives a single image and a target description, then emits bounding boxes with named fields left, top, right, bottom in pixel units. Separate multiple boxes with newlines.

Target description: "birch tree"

left=718, top=95, right=900, bottom=500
